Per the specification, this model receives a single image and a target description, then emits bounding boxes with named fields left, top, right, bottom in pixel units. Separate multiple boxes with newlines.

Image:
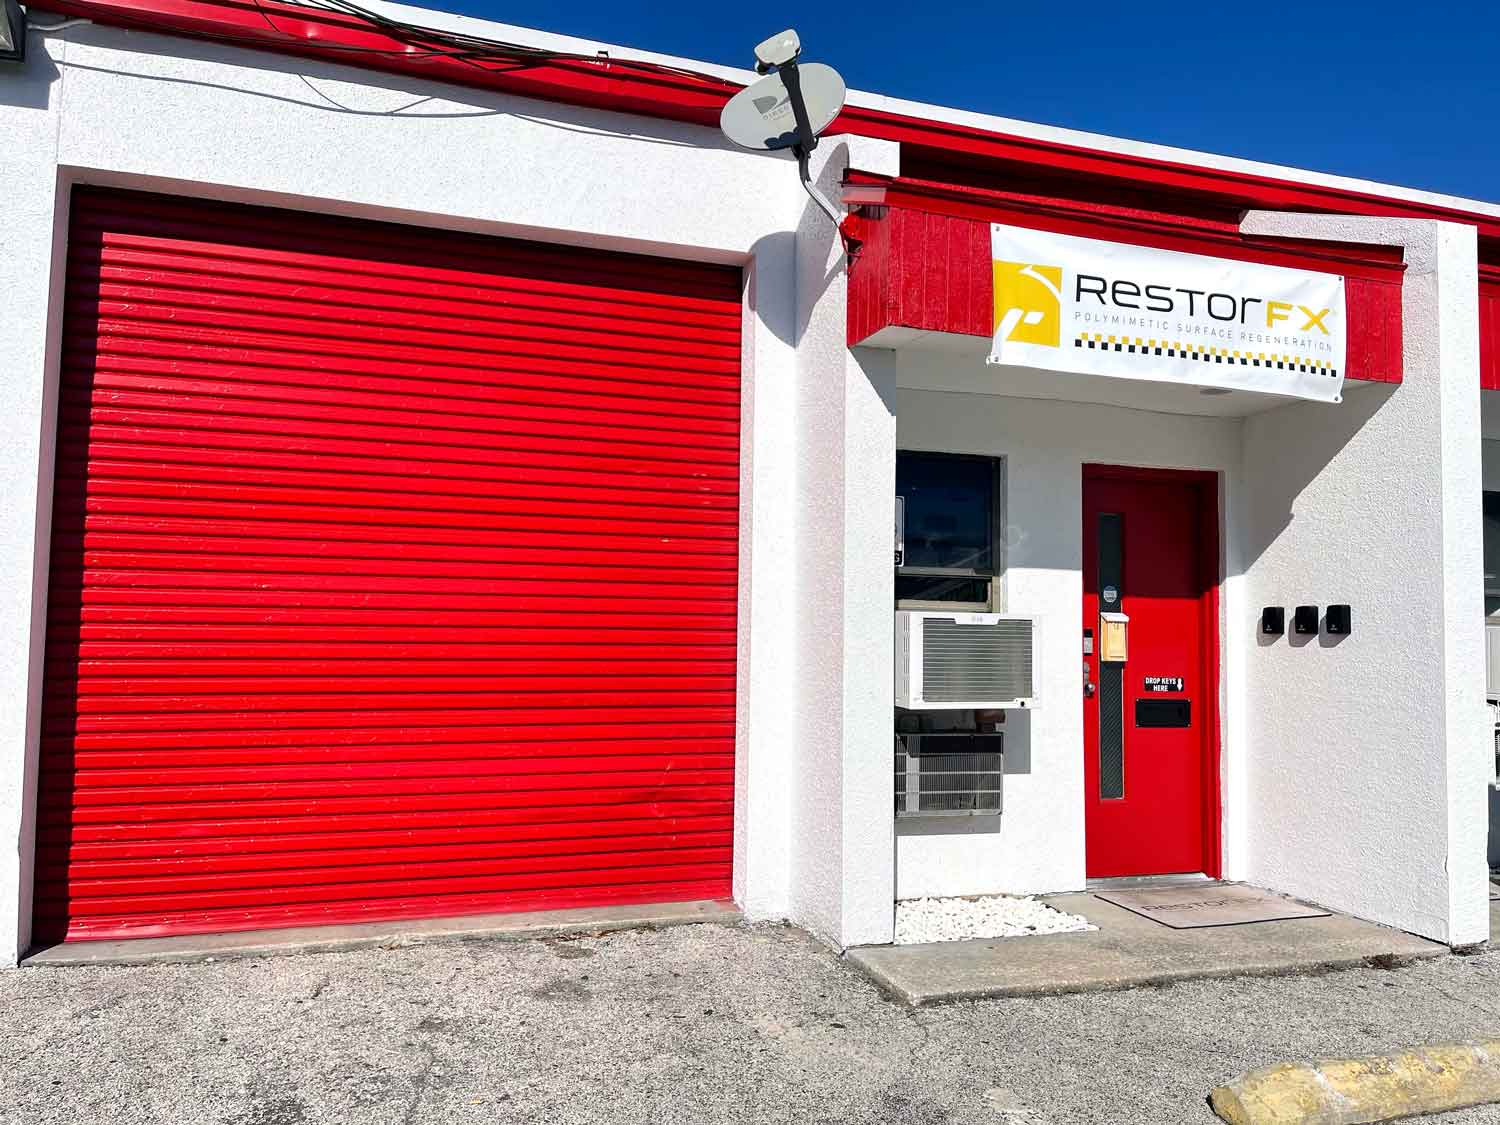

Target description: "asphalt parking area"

left=3, top=922, right=1499, bottom=1124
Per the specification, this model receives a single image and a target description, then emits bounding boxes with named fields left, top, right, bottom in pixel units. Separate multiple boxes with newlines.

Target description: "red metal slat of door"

left=36, top=187, right=742, bottom=942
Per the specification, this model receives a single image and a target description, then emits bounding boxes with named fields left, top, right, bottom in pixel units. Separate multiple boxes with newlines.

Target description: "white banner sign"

left=988, top=223, right=1347, bottom=402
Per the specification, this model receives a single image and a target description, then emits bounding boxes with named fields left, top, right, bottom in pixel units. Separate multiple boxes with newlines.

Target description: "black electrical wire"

left=242, top=0, right=542, bottom=62
left=246, top=0, right=740, bottom=89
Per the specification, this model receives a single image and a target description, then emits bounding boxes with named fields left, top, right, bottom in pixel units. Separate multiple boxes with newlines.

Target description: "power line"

left=247, top=0, right=740, bottom=90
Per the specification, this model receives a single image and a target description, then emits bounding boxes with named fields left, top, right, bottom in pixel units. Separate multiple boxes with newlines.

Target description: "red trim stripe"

left=37, top=0, right=1500, bottom=245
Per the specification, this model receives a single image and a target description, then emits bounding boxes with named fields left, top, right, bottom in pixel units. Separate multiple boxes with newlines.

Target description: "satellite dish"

left=719, top=63, right=846, bottom=153
left=720, top=31, right=849, bottom=239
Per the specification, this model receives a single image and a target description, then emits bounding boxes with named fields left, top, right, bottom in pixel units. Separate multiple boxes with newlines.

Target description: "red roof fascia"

left=38, top=0, right=1500, bottom=248
left=845, top=173, right=1409, bottom=280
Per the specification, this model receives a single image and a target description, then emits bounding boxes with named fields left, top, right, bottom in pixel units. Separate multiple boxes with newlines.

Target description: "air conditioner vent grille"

left=895, top=734, right=1003, bottom=817
left=920, top=617, right=1034, bottom=703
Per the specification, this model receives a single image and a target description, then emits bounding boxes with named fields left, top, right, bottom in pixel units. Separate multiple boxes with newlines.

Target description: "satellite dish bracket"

left=794, top=146, right=842, bottom=228
left=776, top=58, right=854, bottom=250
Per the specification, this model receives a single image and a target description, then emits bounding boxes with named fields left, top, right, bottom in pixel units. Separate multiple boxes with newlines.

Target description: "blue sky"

left=438, top=0, right=1500, bottom=204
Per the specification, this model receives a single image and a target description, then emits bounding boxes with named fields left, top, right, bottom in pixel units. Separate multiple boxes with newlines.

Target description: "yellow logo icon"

left=993, top=260, right=1063, bottom=347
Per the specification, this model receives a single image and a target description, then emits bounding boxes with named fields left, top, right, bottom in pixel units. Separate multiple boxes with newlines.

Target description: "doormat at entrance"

left=1094, top=884, right=1331, bottom=929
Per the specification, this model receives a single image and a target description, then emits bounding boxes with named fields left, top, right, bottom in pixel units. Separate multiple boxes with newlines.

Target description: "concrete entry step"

left=22, top=899, right=741, bottom=968
left=847, top=892, right=1445, bottom=1006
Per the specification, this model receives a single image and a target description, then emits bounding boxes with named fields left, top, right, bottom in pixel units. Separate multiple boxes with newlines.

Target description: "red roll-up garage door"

left=35, top=188, right=741, bottom=942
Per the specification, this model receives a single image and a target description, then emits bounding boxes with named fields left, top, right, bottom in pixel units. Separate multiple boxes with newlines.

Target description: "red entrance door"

left=1082, top=467, right=1219, bottom=878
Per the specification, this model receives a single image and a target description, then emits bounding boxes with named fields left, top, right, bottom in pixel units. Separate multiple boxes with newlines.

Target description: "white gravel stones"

left=893, top=894, right=1097, bottom=945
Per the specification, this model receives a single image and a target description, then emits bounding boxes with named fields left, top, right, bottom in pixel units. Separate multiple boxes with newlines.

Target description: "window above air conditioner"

left=896, top=450, right=1003, bottom=611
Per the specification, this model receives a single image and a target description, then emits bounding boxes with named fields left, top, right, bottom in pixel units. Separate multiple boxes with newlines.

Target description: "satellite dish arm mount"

left=778, top=59, right=842, bottom=227
left=795, top=149, right=842, bottom=228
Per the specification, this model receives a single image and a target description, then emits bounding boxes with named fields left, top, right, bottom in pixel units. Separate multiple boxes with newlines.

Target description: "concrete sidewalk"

left=23, top=899, right=741, bottom=967
left=847, top=892, right=1447, bottom=1005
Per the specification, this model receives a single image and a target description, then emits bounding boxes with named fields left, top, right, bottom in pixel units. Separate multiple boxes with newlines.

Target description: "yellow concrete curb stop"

left=1209, top=1041, right=1500, bottom=1124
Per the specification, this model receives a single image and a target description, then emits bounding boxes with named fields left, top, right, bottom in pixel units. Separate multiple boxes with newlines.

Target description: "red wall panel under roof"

left=847, top=185, right=1405, bottom=386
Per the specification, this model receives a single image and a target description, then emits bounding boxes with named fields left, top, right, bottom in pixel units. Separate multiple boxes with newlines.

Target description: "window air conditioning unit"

left=1490, top=701, right=1500, bottom=787
left=894, top=610, right=1038, bottom=710
left=1486, top=619, right=1500, bottom=702
left=895, top=731, right=1003, bottom=817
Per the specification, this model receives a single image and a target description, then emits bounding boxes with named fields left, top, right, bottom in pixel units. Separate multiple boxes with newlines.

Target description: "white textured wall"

left=1238, top=212, right=1488, bottom=946
left=731, top=229, right=798, bottom=920
left=840, top=345, right=900, bottom=943
left=788, top=138, right=900, bottom=948
left=0, top=38, right=70, bottom=969
left=892, top=366, right=1241, bottom=899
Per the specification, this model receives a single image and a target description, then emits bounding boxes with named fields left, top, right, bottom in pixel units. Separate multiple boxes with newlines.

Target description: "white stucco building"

left=1, top=0, right=1498, bottom=964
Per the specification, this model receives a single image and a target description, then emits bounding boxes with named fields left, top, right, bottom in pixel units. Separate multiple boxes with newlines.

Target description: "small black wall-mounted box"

left=1326, top=604, right=1352, bottom=635
left=1260, top=607, right=1286, bottom=636
left=1293, top=605, right=1320, bottom=635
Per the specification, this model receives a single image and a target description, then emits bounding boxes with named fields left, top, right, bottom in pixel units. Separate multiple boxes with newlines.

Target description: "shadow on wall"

left=791, top=138, right=851, bottom=346
left=1, top=33, right=61, bottom=111
left=1269, top=609, right=1354, bottom=650
left=895, top=710, right=1032, bottom=842
left=1238, top=380, right=1396, bottom=595
left=746, top=231, right=796, bottom=350
left=895, top=813, right=1002, bottom=840
left=703, top=134, right=851, bottom=354
left=1002, top=709, right=1033, bottom=774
